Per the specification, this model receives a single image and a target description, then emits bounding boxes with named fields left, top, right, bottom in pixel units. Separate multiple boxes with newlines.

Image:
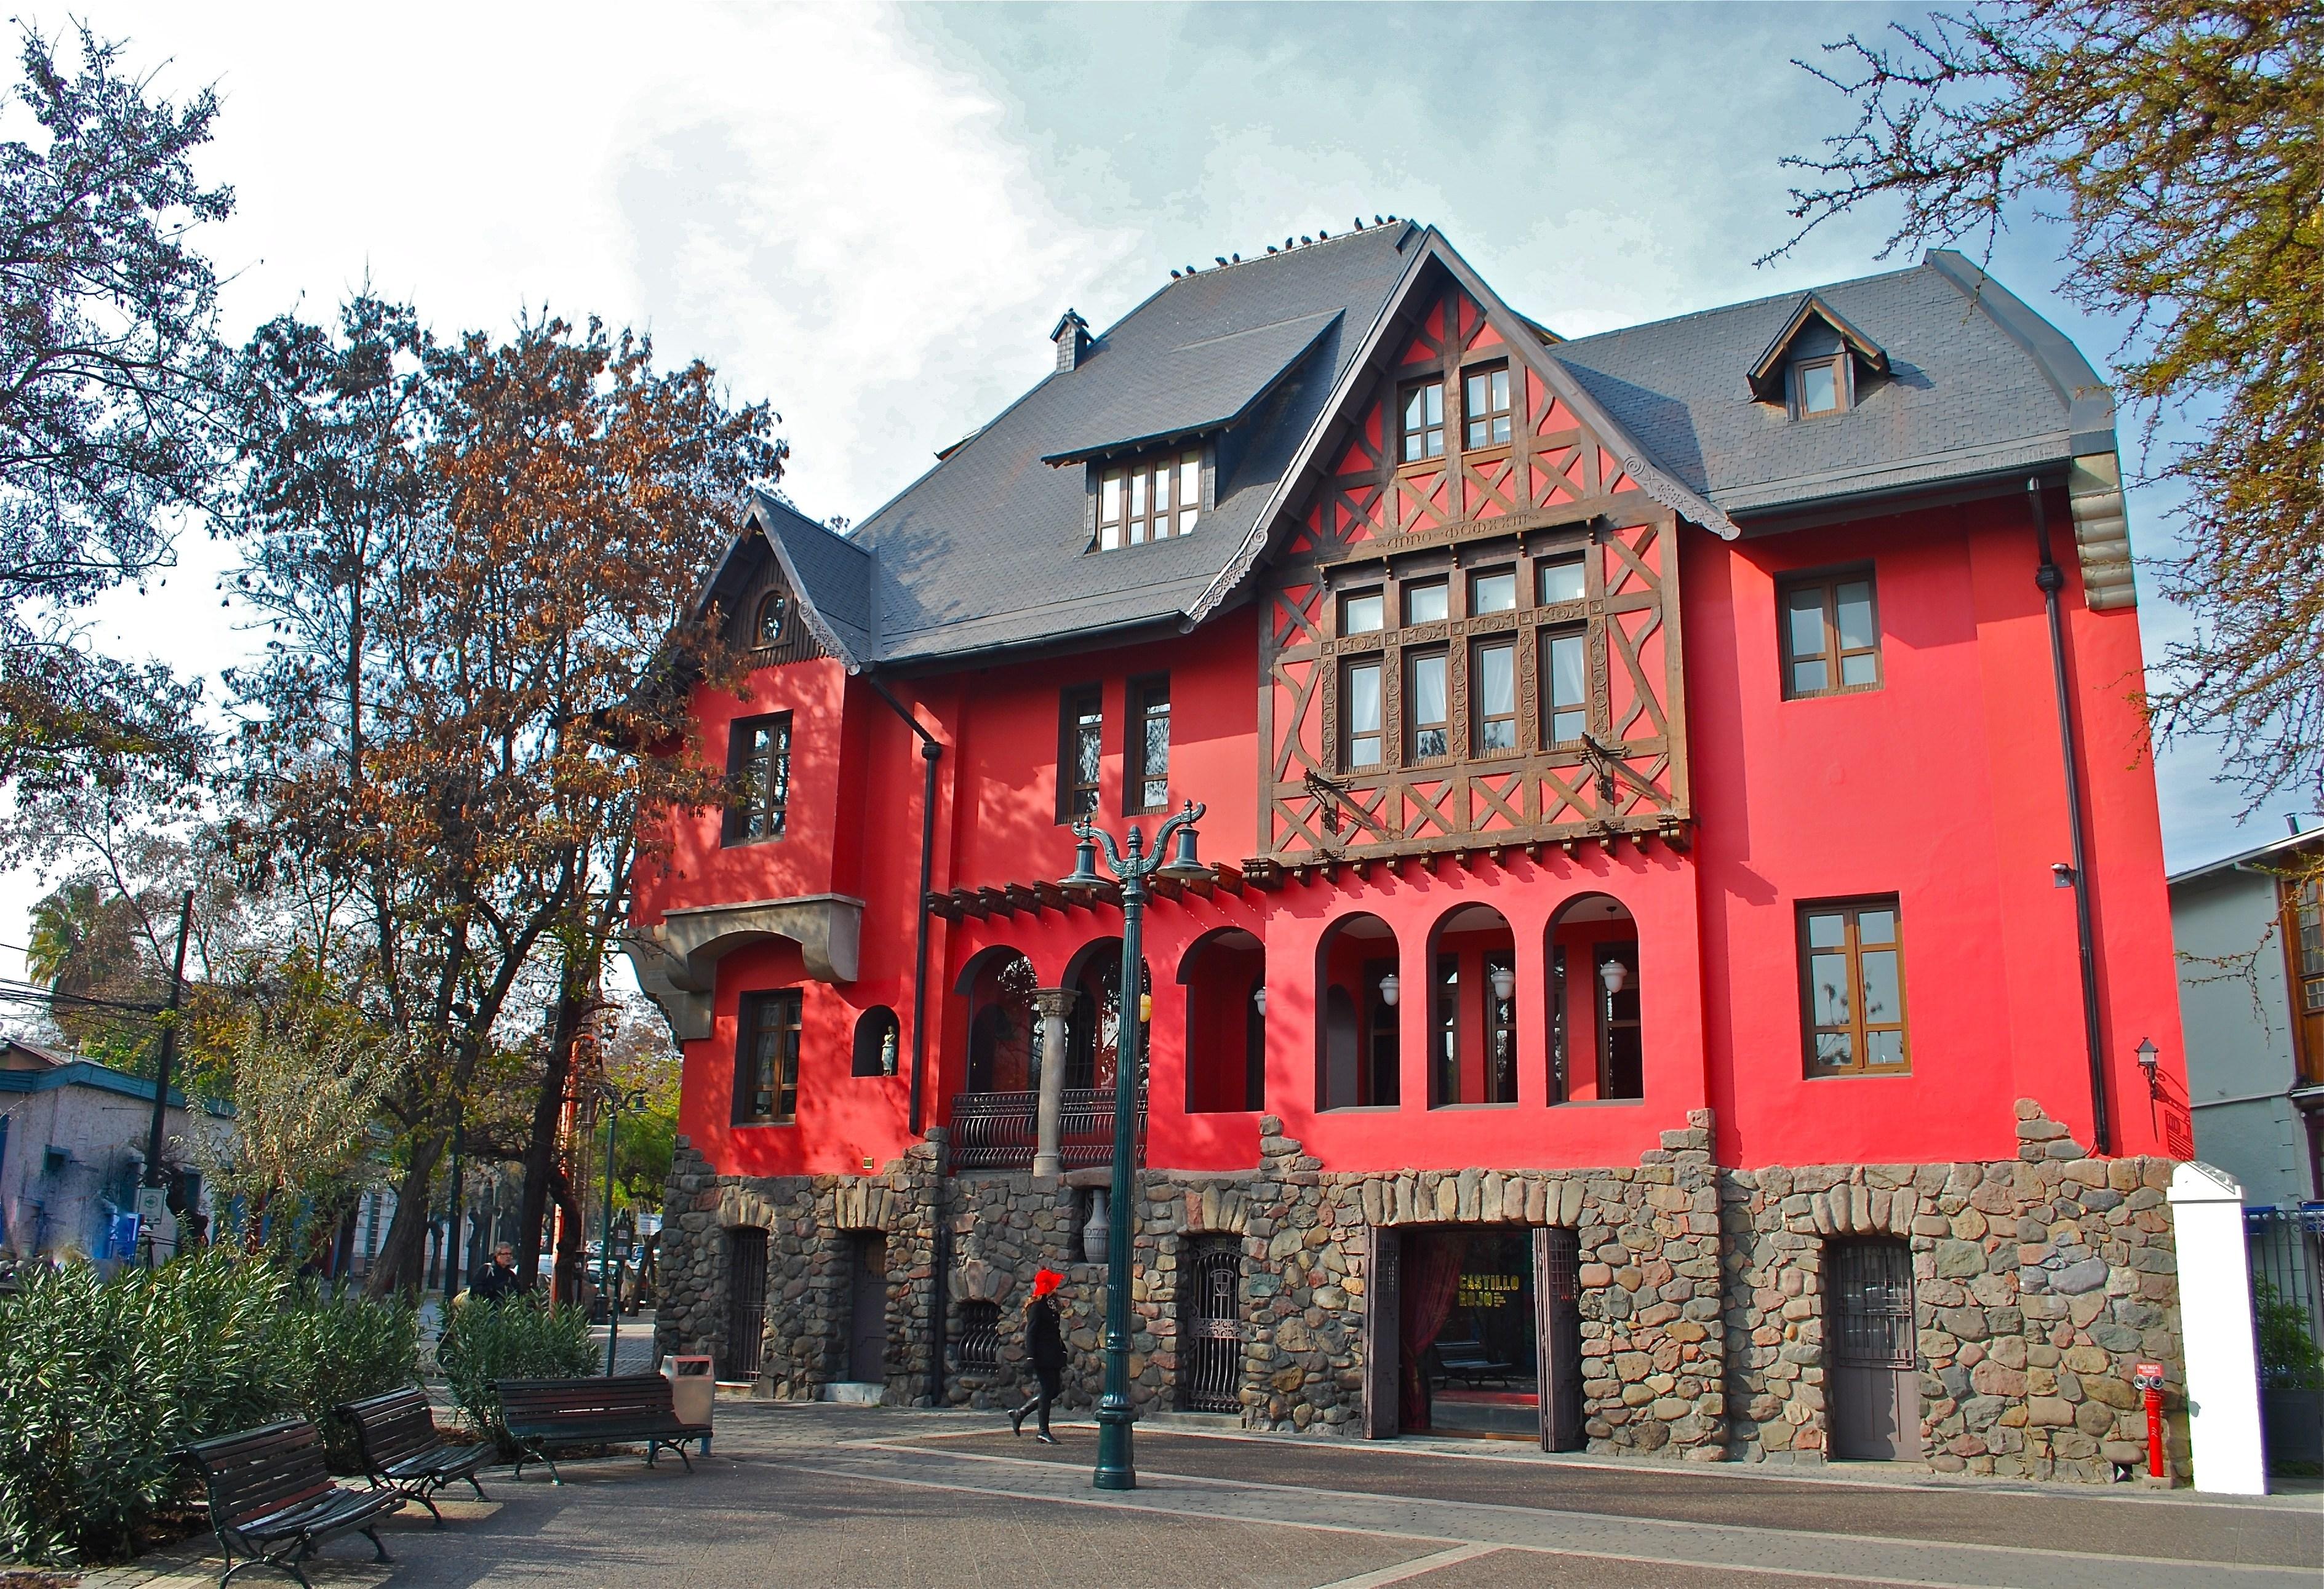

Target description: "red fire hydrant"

left=2132, top=1361, right=2167, bottom=1479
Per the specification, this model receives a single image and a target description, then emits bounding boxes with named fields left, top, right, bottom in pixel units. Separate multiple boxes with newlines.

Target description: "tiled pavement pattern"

left=73, top=1402, right=2322, bottom=1588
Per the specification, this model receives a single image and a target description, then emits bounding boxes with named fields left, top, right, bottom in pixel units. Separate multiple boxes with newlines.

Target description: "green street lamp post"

left=1060, top=798, right=1212, bottom=1491
left=598, top=1081, right=649, bottom=1376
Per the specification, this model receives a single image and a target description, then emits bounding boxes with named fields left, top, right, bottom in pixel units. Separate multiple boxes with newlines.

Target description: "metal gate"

left=1827, top=1237, right=1918, bottom=1460
left=2246, top=1204, right=2324, bottom=1467
left=1535, top=1227, right=1584, bottom=1451
left=727, top=1227, right=769, bottom=1382
left=1180, top=1240, right=1243, bottom=1412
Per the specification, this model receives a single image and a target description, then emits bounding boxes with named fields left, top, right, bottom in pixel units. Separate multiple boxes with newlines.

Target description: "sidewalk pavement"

left=74, top=1401, right=2324, bottom=1589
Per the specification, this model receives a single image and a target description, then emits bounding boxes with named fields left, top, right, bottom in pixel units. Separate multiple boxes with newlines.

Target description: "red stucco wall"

left=638, top=488, right=2187, bottom=1182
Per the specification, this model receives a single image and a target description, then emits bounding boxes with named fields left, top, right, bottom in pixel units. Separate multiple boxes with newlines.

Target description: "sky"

left=0, top=1, right=2292, bottom=984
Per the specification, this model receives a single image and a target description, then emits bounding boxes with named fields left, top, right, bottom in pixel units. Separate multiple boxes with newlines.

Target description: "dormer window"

left=753, top=590, right=790, bottom=648
left=1747, top=293, right=1890, bottom=421
left=1792, top=356, right=1847, bottom=418
left=1097, top=448, right=1201, bottom=549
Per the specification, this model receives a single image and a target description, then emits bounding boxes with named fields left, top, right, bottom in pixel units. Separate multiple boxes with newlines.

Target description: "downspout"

left=2029, top=479, right=2112, bottom=1154
left=865, top=674, right=948, bottom=1403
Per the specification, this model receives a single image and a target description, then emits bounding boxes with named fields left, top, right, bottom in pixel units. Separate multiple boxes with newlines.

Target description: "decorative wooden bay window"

left=1260, top=276, right=1690, bottom=863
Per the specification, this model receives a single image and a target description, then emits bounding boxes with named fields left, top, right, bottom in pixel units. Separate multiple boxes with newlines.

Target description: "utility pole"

left=140, top=889, right=195, bottom=1266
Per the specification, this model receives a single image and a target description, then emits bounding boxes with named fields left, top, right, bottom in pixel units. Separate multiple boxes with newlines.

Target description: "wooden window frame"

left=1798, top=896, right=1911, bottom=1077
left=1059, top=683, right=1103, bottom=823
left=1339, top=587, right=1386, bottom=637
left=1541, top=627, right=1589, bottom=746
left=1468, top=564, right=1518, bottom=616
left=1779, top=568, right=1883, bottom=699
left=1791, top=354, right=1850, bottom=418
left=1462, top=360, right=1513, bottom=452
left=1402, top=577, right=1450, bottom=627
left=1470, top=634, right=1519, bottom=759
left=1404, top=645, right=1452, bottom=765
left=1341, top=654, right=1385, bottom=772
left=1127, top=673, right=1172, bottom=816
left=723, top=712, right=793, bottom=846
left=1399, top=376, right=1446, bottom=464
left=735, top=989, right=804, bottom=1125
left=1095, top=447, right=1204, bottom=550
left=2282, top=874, right=2324, bottom=1089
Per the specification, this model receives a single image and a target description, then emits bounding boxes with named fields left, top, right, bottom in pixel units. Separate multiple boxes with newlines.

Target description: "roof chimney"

left=1051, top=309, right=1092, bottom=373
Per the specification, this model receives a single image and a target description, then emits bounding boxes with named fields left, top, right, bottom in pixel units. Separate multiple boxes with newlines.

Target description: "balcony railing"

left=948, top=1086, right=1146, bottom=1172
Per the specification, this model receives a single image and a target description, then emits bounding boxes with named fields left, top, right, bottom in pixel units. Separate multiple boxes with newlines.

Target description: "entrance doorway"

left=1362, top=1225, right=1583, bottom=1446
left=1178, top=1238, right=1243, bottom=1411
left=1827, top=1237, right=1918, bottom=1459
left=727, top=1228, right=768, bottom=1381
left=846, top=1234, right=888, bottom=1385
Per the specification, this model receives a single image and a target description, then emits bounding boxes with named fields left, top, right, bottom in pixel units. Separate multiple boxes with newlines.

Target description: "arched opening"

left=1316, top=914, right=1398, bottom=1110
left=958, top=948, right=1036, bottom=1094
left=1179, top=928, right=1265, bottom=1113
left=1425, top=904, right=1518, bottom=1108
left=1063, top=938, right=1149, bottom=1092
left=850, top=1006, right=901, bottom=1077
left=1545, top=894, right=1640, bottom=1102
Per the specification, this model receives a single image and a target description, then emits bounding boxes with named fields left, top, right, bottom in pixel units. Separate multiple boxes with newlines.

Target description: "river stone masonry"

left=656, top=1100, right=2184, bottom=1482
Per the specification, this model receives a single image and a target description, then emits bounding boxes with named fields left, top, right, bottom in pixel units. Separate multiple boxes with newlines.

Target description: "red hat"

left=1031, top=1268, right=1063, bottom=1299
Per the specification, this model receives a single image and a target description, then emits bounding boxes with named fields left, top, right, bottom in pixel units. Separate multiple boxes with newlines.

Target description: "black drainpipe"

left=2028, top=479, right=2112, bottom=1155
left=866, top=674, right=948, bottom=1401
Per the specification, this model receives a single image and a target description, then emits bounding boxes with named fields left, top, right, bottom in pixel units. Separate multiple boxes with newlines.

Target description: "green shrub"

left=434, top=1297, right=596, bottom=1442
left=2256, top=1280, right=2324, bottom=1390
left=274, top=1281, right=422, bottom=1467
left=0, top=1251, right=420, bottom=1567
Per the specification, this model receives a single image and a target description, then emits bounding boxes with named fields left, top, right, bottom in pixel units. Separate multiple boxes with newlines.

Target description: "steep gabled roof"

left=697, top=492, right=874, bottom=667
left=1745, top=293, right=1891, bottom=402
left=735, top=227, right=2118, bottom=668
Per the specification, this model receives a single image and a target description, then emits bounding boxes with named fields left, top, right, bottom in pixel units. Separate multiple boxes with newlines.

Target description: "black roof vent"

left=1051, top=309, right=1093, bottom=373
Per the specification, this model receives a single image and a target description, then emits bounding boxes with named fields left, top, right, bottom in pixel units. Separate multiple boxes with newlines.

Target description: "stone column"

left=1031, top=988, right=1076, bottom=1179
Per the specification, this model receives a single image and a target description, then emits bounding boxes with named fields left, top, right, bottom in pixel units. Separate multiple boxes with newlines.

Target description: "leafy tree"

left=0, top=23, right=226, bottom=809
left=1773, top=1, right=2324, bottom=818
left=228, top=300, right=783, bottom=1294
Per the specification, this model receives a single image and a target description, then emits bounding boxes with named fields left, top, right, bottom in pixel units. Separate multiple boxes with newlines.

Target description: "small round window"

left=754, top=591, right=789, bottom=648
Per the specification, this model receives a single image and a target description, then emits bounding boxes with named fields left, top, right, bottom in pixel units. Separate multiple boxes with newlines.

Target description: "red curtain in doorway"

left=1399, top=1234, right=1466, bottom=1429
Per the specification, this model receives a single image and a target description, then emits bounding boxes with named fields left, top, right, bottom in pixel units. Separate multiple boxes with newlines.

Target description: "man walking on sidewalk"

left=1009, top=1268, right=1066, bottom=1444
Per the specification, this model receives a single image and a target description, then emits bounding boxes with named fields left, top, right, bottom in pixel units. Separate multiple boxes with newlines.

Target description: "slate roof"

left=1550, top=250, right=2115, bottom=523
left=741, top=229, right=2115, bottom=670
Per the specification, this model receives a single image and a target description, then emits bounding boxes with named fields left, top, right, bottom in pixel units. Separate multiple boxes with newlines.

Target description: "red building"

left=636, top=224, right=2189, bottom=1479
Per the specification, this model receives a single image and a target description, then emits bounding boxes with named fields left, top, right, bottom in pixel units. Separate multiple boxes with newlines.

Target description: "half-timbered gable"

left=1256, top=258, right=1697, bottom=864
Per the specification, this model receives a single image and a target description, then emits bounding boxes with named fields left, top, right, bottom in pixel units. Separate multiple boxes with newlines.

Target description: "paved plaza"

left=81, top=1401, right=2321, bottom=1589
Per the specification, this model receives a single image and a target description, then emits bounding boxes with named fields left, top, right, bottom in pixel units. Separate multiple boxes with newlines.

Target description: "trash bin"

left=663, top=1355, right=714, bottom=1454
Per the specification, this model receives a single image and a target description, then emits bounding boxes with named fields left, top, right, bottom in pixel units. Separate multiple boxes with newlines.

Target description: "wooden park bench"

left=178, top=1419, right=402, bottom=1589
left=334, top=1384, right=492, bottom=1524
left=496, top=1373, right=709, bottom=1484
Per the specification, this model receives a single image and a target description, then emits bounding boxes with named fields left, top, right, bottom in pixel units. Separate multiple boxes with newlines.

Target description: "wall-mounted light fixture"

left=1378, top=972, right=1400, bottom=1007
left=2051, top=862, right=2075, bottom=889
left=1490, top=965, right=1516, bottom=1002
left=1599, top=958, right=1629, bottom=995
left=1252, top=986, right=1268, bottom=1017
left=2136, top=1037, right=2159, bottom=1096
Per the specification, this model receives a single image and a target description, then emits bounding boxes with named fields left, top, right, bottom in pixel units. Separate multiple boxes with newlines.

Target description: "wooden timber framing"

left=1257, top=270, right=1692, bottom=866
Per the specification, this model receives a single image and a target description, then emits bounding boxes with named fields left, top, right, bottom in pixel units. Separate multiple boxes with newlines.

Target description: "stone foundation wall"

left=656, top=1101, right=2184, bottom=1482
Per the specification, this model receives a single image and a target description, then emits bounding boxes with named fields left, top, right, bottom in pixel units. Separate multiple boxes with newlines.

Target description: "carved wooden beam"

left=1005, top=883, right=1041, bottom=916
left=1210, top=863, right=1245, bottom=896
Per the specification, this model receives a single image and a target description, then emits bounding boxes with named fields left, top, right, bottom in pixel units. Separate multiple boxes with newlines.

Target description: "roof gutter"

left=2029, top=477, right=2112, bottom=1155
left=865, top=672, right=949, bottom=1409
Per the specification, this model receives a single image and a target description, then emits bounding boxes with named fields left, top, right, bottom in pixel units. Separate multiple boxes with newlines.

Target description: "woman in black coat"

left=1010, top=1268, right=1066, bottom=1443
